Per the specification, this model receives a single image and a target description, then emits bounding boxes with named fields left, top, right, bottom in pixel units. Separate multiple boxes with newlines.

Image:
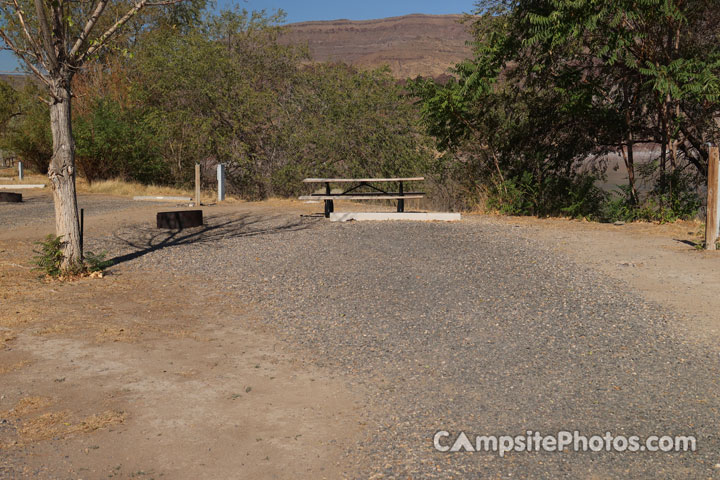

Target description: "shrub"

left=0, top=83, right=53, bottom=174
left=74, top=98, right=168, bottom=184
left=33, top=235, right=66, bottom=278
left=486, top=174, right=534, bottom=216
left=32, top=235, right=113, bottom=278
left=486, top=171, right=607, bottom=218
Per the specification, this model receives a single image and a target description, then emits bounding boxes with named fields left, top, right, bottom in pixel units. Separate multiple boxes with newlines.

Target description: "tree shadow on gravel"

left=107, top=213, right=319, bottom=266
left=674, top=238, right=700, bottom=248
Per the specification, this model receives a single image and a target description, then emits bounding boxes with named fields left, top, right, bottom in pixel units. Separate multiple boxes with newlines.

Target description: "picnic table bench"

left=299, top=177, right=425, bottom=217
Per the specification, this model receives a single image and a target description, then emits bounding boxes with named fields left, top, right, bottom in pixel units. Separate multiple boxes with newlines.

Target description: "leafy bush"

left=486, top=171, right=607, bottom=218
left=33, top=235, right=66, bottom=278
left=486, top=174, right=535, bottom=215
left=649, top=170, right=702, bottom=221
left=0, top=82, right=53, bottom=174
left=33, top=235, right=113, bottom=278
left=560, top=175, right=609, bottom=220
left=599, top=189, right=701, bottom=224
left=74, top=98, right=168, bottom=184
left=84, top=250, right=114, bottom=273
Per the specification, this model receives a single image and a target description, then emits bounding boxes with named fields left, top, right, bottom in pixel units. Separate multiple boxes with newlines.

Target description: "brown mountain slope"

left=280, top=14, right=474, bottom=79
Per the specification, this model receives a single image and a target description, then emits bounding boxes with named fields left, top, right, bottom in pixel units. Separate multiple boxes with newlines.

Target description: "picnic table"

left=299, top=177, right=425, bottom=217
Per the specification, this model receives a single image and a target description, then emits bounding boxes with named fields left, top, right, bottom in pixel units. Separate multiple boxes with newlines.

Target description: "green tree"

left=0, top=81, right=52, bottom=174
left=0, top=0, right=196, bottom=271
left=133, top=9, right=300, bottom=196
left=133, top=9, right=432, bottom=199
left=0, top=80, right=18, bottom=128
left=412, top=0, right=719, bottom=217
left=272, top=63, right=433, bottom=197
left=517, top=0, right=720, bottom=198
left=74, top=97, right=166, bottom=184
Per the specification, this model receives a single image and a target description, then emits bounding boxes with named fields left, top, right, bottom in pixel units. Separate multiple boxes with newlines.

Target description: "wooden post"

left=80, top=208, right=84, bottom=258
left=706, top=146, right=719, bottom=250
left=194, top=163, right=201, bottom=206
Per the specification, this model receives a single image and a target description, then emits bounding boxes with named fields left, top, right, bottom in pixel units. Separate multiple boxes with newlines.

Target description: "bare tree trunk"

left=47, top=81, right=82, bottom=270
left=626, top=140, right=638, bottom=205
left=622, top=87, right=639, bottom=206
left=659, top=100, right=669, bottom=207
left=621, top=138, right=639, bottom=206
left=659, top=99, right=667, bottom=174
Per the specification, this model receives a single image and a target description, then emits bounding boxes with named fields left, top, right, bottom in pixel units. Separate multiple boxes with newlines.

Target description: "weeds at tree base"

left=694, top=241, right=720, bottom=251
left=32, top=234, right=113, bottom=280
left=32, top=235, right=65, bottom=278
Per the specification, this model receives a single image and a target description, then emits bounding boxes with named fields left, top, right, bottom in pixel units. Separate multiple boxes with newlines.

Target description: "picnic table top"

left=299, top=194, right=425, bottom=200
left=302, top=177, right=425, bottom=183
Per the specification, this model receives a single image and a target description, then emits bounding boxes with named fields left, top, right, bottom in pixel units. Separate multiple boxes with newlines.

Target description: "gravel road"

left=0, top=193, right=163, bottom=229
left=97, top=210, right=720, bottom=478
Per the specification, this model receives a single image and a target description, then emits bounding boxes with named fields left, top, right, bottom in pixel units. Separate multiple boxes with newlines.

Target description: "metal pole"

left=397, top=181, right=404, bottom=213
left=17, top=161, right=23, bottom=181
left=194, top=163, right=201, bottom=207
left=217, top=164, right=225, bottom=202
left=706, top=146, right=719, bottom=250
left=324, top=182, right=333, bottom=218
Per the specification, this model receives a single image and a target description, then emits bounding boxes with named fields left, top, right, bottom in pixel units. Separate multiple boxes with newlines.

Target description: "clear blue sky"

left=0, top=0, right=477, bottom=72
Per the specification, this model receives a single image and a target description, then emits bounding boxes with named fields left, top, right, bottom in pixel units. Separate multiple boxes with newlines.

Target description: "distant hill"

left=280, top=14, right=474, bottom=79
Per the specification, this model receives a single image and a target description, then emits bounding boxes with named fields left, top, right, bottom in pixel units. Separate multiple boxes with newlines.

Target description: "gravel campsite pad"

left=95, top=211, right=720, bottom=478
left=0, top=193, right=167, bottom=229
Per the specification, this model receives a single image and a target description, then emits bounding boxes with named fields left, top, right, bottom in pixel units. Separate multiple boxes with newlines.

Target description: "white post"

left=17, top=161, right=23, bottom=181
left=217, top=163, right=226, bottom=202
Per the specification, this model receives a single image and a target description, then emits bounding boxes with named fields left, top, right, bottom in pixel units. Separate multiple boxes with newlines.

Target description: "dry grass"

left=75, top=178, right=194, bottom=197
left=0, top=171, right=48, bottom=186
left=0, top=397, right=125, bottom=449
left=8, top=396, right=52, bottom=416
left=0, top=396, right=125, bottom=447
left=77, top=177, right=245, bottom=203
left=0, top=170, right=246, bottom=203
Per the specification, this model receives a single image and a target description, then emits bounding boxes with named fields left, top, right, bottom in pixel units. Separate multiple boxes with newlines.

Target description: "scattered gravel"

left=95, top=211, right=720, bottom=478
left=0, top=194, right=164, bottom=229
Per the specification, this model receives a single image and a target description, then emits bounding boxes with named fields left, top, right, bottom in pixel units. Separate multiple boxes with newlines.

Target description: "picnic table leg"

left=324, top=182, right=334, bottom=218
left=397, top=181, right=405, bottom=213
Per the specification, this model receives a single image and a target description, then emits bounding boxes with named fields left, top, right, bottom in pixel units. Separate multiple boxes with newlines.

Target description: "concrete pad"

left=329, top=212, right=461, bottom=222
left=0, top=184, right=45, bottom=189
left=133, top=196, right=192, bottom=202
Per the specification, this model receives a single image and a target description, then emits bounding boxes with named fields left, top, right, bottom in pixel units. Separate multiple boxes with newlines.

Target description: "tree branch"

left=33, top=0, right=59, bottom=71
left=78, top=0, right=183, bottom=64
left=0, top=27, right=54, bottom=92
left=10, top=0, right=45, bottom=59
left=78, top=0, right=149, bottom=63
left=68, top=0, right=107, bottom=58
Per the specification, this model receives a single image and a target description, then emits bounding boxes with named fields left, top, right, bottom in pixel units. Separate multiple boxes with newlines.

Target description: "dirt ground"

left=1, top=192, right=365, bottom=479
left=1, top=190, right=720, bottom=478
